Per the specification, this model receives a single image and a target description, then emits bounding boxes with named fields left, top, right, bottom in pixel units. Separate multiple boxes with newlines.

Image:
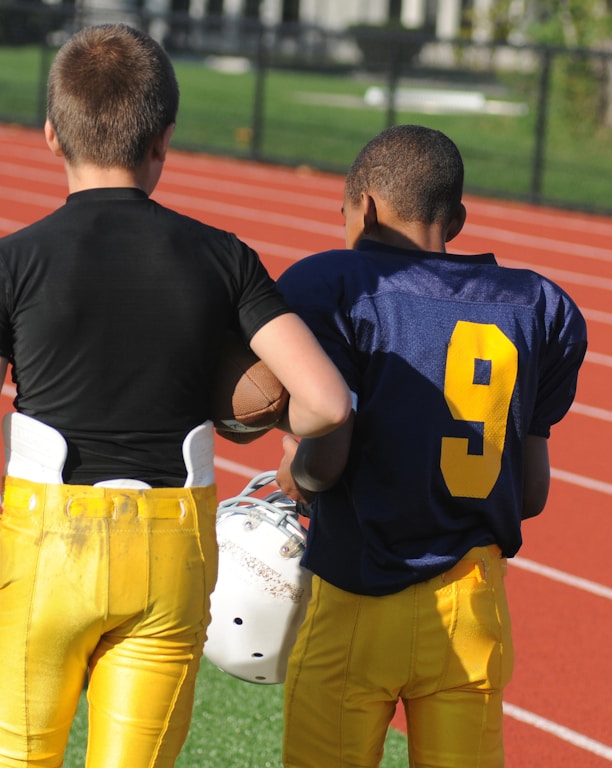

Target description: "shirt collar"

left=356, top=238, right=497, bottom=266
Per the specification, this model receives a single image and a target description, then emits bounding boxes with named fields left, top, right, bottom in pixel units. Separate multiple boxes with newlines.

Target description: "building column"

left=364, top=0, right=387, bottom=25
left=259, top=0, right=282, bottom=24
left=472, top=0, right=494, bottom=41
left=223, top=0, right=241, bottom=15
left=436, top=0, right=462, bottom=39
left=401, top=0, right=426, bottom=28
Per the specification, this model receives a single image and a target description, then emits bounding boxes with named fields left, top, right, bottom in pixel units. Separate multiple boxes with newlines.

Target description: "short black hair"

left=344, top=125, right=464, bottom=225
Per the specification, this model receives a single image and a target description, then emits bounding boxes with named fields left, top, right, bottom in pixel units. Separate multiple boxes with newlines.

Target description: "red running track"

left=0, top=124, right=611, bottom=767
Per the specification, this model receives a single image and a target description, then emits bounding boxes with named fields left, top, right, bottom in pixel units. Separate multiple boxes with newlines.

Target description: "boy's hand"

left=276, top=435, right=314, bottom=504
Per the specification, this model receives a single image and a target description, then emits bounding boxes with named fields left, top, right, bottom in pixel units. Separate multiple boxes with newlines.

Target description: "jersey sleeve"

left=226, top=234, right=290, bottom=341
left=529, top=284, right=587, bottom=437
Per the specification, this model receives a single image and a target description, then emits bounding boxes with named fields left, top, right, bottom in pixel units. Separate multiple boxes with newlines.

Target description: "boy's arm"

left=0, top=357, right=8, bottom=390
left=522, top=435, right=550, bottom=519
left=276, top=412, right=355, bottom=503
left=249, top=313, right=352, bottom=438
left=280, top=424, right=551, bottom=520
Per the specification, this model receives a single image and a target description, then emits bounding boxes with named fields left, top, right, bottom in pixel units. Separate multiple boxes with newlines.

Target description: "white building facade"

left=198, top=0, right=530, bottom=42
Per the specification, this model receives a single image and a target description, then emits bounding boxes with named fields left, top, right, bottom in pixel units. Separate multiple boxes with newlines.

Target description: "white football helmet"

left=204, top=471, right=312, bottom=684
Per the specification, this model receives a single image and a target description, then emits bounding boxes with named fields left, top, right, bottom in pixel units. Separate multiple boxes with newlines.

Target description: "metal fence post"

left=385, top=37, right=402, bottom=130
left=36, top=40, right=53, bottom=127
left=250, top=22, right=266, bottom=161
left=530, top=46, right=552, bottom=205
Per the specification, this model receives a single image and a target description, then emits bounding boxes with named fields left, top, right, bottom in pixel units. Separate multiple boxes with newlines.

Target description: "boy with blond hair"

left=0, top=23, right=351, bottom=767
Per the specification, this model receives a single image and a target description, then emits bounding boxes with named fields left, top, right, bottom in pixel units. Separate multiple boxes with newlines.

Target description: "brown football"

left=211, top=331, right=289, bottom=434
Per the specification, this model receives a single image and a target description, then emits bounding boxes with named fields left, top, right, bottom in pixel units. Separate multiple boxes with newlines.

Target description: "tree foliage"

left=487, top=0, right=612, bottom=129
left=530, top=1, right=612, bottom=128
left=526, top=0, right=611, bottom=48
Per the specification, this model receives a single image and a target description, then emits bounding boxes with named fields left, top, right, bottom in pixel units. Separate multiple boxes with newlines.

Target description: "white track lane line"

left=570, top=402, right=612, bottom=421
left=213, top=455, right=263, bottom=481
left=503, top=703, right=612, bottom=761
left=582, top=307, right=612, bottom=325
left=511, top=557, right=612, bottom=599
left=586, top=351, right=612, bottom=367
left=465, top=223, right=612, bottom=264
left=550, top=467, right=612, bottom=495
left=466, top=198, right=612, bottom=237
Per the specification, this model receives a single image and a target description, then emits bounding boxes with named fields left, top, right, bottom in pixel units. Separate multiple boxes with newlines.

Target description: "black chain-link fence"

left=1, top=2, right=611, bottom=215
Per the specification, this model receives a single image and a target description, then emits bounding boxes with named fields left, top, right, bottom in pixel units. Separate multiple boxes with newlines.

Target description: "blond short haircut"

left=47, top=23, right=179, bottom=169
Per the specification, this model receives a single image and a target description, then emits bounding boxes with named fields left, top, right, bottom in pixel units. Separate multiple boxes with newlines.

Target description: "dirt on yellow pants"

left=283, top=545, right=513, bottom=768
left=0, top=476, right=218, bottom=768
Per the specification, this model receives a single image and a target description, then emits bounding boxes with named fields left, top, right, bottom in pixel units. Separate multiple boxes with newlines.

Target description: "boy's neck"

left=376, top=224, right=448, bottom=254
left=45, top=119, right=170, bottom=197
left=64, top=164, right=146, bottom=194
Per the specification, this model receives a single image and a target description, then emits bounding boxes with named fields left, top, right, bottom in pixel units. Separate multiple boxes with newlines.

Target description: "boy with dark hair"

left=276, top=124, right=587, bottom=767
left=0, top=23, right=351, bottom=767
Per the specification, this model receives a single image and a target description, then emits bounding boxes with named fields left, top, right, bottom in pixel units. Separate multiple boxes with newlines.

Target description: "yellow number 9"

left=440, top=321, right=518, bottom=498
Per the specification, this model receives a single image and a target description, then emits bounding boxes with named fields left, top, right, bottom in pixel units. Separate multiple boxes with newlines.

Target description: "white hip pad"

left=182, top=421, right=215, bottom=487
left=2, top=413, right=215, bottom=488
left=3, top=412, right=67, bottom=484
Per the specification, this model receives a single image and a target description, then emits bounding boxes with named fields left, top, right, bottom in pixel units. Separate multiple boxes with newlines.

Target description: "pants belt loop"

left=440, top=544, right=502, bottom=585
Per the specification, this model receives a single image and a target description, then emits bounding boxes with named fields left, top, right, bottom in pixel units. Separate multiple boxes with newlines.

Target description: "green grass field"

left=0, top=44, right=610, bottom=212
left=63, top=658, right=409, bottom=767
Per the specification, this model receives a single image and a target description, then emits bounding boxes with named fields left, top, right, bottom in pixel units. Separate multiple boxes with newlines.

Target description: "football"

left=211, top=331, right=289, bottom=436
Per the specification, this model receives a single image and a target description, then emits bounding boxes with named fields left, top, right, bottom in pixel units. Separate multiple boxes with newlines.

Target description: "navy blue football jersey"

left=277, top=240, right=587, bottom=595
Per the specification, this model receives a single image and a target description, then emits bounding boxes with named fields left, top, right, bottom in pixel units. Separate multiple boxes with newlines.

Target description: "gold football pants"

left=283, top=545, right=513, bottom=768
left=0, top=476, right=218, bottom=768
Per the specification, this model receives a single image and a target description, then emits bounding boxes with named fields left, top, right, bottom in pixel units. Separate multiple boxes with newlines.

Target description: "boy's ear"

left=445, top=203, right=466, bottom=242
left=362, top=193, right=378, bottom=234
left=152, top=123, right=175, bottom=162
left=44, top=119, right=63, bottom=157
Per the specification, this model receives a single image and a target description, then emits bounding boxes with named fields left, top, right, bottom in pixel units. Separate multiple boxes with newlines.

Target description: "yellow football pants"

left=0, top=476, right=218, bottom=768
left=283, top=545, right=513, bottom=768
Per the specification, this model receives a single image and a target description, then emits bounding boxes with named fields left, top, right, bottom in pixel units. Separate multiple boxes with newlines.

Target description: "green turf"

left=63, top=658, right=409, bottom=767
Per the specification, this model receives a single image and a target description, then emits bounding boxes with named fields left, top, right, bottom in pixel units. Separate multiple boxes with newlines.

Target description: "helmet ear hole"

left=204, top=471, right=312, bottom=685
